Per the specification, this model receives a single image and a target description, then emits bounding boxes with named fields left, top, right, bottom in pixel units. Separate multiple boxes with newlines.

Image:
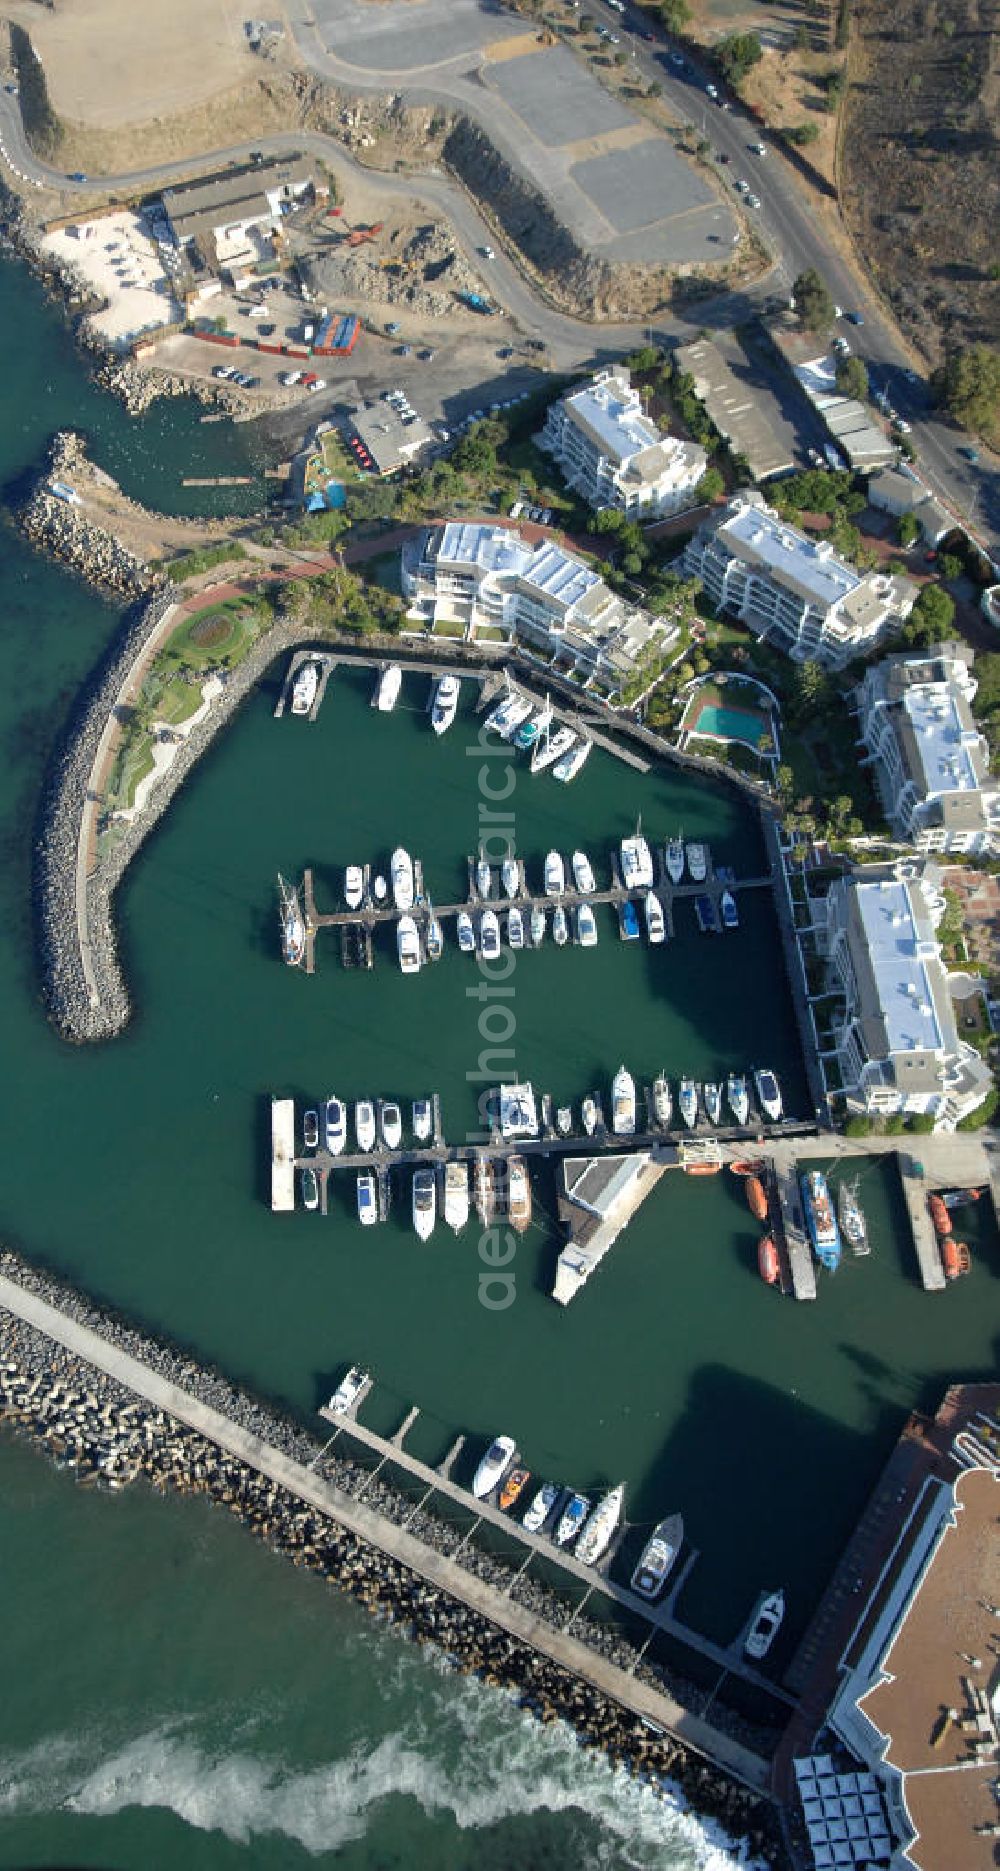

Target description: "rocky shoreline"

left=19, top=431, right=161, bottom=596
left=0, top=1246, right=784, bottom=1865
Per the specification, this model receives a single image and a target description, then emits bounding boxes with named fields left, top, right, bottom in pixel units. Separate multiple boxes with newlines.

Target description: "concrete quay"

left=0, top=1268, right=774, bottom=1794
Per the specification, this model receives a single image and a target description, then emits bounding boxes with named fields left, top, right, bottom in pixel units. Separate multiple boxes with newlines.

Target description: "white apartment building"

left=814, top=865, right=992, bottom=1129
left=537, top=368, right=706, bottom=519
left=402, top=522, right=678, bottom=692
left=856, top=648, right=1000, bottom=856
left=682, top=493, right=916, bottom=669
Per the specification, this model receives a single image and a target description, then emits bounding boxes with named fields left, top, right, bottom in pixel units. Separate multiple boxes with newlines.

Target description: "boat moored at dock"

left=544, top=850, right=565, bottom=897
left=380, top=1101, right=403, bottom=1151
left=679, top=1078, right=699, bottom=1130
left=499, top=1465, right=530, bottom=1512
left=644, top=892, right=665, bottom=945
left=572, top=850, right=596, bottom=894
left=506, top=1155, right=532, bottom=1232
left=686, top=841, right=708, bottom=883
left=665, top=837, right=685, bottom=885
left=532, top=722, right=575, bottom=774
left=501, top=855, right=519, bottom=899
left=575, top=903, right=598, bottom=948
left=412, top=1167, right=436, bottom=1240
left=426, top=910, right=444, bottom=961
left=758, top=1235, right=779, bottom=1284
left=443, top=1160, right=470, bottom=1232
left=631, top=1513, right=684, bottom=1599
left=745, top=1589, right=784, bottom=1660
left=620, top=829, right=654, bottom=890
left=653, top=1074, right=672, bottom=1127
left=397, top=914, right=421, bottom=975
left=720, top=889, right=739, bottom=931
left=837, top=1177, right=869, bottom=1256
left=431, top=673, right=460, bottom=735
left=508, top=907, right=524, bottom=950
left=552, top=736, right=591, bottom=782
left=355, top=1100, right=376, bottom=1154
left=290, top=660, right=319, bottom=716
left=412, top=1098, right=432, bottom=1142
left=391, top=847, right=415, bottom=912
left=375, top=663, right=402, bottom=712
left=344, top=865, right=364, bottom=911
left=611, top=1064, right=636, bottom=1137
left=476, top=851, right=492, bottom=899
left=552, top=906, right=569, bottom=946
left=324, top=1096, right=347, bottom=1155
left=727, top=1073, right=750, bottom=1126
left=480, top=908, right=501, bottom=960
left=473, top=1156, right=496, bottom=1226
left=575, top=1484, right=624, bottom=1566
left=301, top=1166, right=319, bottom=1211
left=303, top=1109, right=319, bottom=1151
left=472, top=1435, right=516, bottom=1499
left=555, top=1491, right=591, bottom=1548
left=746, top=1175, right=768, bottom=1223
left=457, top=911, right=475, bottom=953
left=530, top=906, right=546, bottom=947
left=279, top=876, right=306, bottom=967
left=357, top=1172, right=377, bottom=1225
left=801, top=1170, right=841, bottom=1272
left=620, top=900, right=640, bottom=941
left=327, top=1365, right=370, bottom=1414
left=582, top=1096, right=597, bottom=1135
left=753, top=1067, right=783, bottom=1123
left=703, top=1081, right=723, bottom=1127
left=523, top=1481, right=560, bottom=1533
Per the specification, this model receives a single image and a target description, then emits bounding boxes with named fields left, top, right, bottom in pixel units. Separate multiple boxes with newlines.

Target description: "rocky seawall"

left=19, top=431, right=159, bottom=596
left=0, top=1246, right=784, bottom=1865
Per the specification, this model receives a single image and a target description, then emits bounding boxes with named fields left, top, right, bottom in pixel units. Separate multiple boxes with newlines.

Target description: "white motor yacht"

left=653, top=1074, right=672, bottom=1127
left=290, top=660, right=319, bottom=715
left=355, top=1100, right=376, bottom=1153
left=531, top=723, right=575, bottom=775
left=324, top=1096, right=347, bottom=1155
left=686, top=841, right=708, bottom=883
left=530, top=907, right=545, bottom=947
left=380, top=1102, right=403, bottom=1151
left=480, top=909, right=501, bottom=960
left=727, top=1072, right=750, bottom=1126
left=431, top=673, right=460, bottom=735
left=611, top=1065, right=636, bottom=1137
left=391, top=847, right=415, bottom=912
left=443, top=1161, right=470, bottom=1232
left=303, top=1109, right=319, bottom=1151
left=665, top=837, right=685, bottom=885
left=522, top=1481, right=559, bottom=1534
left=501, top=855, right=519, bottom=899
left=553, top=737, right=591, bottom=783
left=357, top=1173, right=377, bottom=1225
left=344, top=865, right=364, bottom=911
left=327, top=1366, right=369, bottom=1414
left=373, top=875, right=387, bottom=904
left=301, top=1167, right=319, bottom=1211
left=644, top=892, right=665, bottom=945
left=544, top=850, right=565, bottom=896
left=552, top=906, right=569, bottom=946
left=754, top=1068, right=783, bottom=1123
left=678, top=1078, right=699, bottom=1129
left=631, top=1514, right=684, bottom=1600
left=581, top=1096, right=598, bottom=1136
left=575, top=1484, right=625, bottom=1566
left=745, top=1589, right=785, bottom=1660
left=375, top=663, right=402, bottom=712
left=412, top=1167, right=436, bottom=1241
left=620, top=830, right=654, bottom=890
left=457, top=911, right=476, bottom=953
left=554, top=1492, right=591, bottom=1548
left=575, top=903, right=598, bottom=947
left=572, top=850, right=595, bottom=894
left=412, top=1098, right=432, bottom=1141
left=472, top=1435, right=516, bottom=1499
left=508, top=907, right=525, bottom=950
left=397, top=914, right=421, bottom=974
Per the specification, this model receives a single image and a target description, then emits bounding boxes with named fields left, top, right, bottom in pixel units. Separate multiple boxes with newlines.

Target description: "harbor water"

left=0, top=246, right=998, bottom=1867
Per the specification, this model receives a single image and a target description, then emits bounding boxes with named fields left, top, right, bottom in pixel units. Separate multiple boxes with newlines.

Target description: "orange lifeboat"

left=729, top=1159, right=765, bottom=1178
left=928, top=1194, right=951, bottom=1238
left=746, top=1176, right=768, bottom=1222
left=685, top=1161, right=722, bottom=1176
left=758, top=1235, right=780, bottom=1285
left=940, top=1235, right=960, bottom=1280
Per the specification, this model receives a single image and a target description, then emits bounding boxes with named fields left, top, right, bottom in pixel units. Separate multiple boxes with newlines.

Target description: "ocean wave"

left=0, top=1704, right=764, bottom=1869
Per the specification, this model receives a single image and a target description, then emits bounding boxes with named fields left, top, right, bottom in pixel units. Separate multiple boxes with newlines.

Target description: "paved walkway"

left=0, top=1271, right=772, bottom=1794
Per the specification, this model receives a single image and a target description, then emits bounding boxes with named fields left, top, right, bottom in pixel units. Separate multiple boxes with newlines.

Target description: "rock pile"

left=18, top=431, right=156, bottom=596
left=0, top=1246, right=783, bottom=1865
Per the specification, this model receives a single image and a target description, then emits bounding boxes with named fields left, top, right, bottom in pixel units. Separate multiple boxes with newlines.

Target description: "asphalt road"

left=0, top=24, right=996, bottom=565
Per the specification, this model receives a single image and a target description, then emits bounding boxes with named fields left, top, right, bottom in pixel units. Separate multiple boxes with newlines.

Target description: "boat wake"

left=0, top=1673, right=765, bottom=1868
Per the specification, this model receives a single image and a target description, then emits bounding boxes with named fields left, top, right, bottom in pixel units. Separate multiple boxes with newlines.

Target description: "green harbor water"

left=0, top=246, right=998, bottom=1867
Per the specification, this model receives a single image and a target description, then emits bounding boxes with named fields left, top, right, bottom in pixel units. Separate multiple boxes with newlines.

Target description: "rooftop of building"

left=902, top=682, right=990, bottom=798
left=162, top=155, right=311, bottom=233
left=713, top=496, right=861, bottom=608
left=558, top=369, right=663, bottom=467
left=673, top=336, right=795, bottom=480
left=351, top=402, right=432, bottom=473
left=563, top=1152, right=649, bottom=1218
left=432, top=521, right=604, bottom=614
left=852, top=874, right=946, bottom=1058
left=859, top=1464, right=1000, bottom=1871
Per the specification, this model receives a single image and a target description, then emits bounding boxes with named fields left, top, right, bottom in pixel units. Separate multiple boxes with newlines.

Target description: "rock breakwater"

left=0, top=1247, right=784, bottom=1863
left=18, top=431, right=158, bottom=596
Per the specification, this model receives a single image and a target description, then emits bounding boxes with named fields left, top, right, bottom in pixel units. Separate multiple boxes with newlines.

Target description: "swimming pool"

left=689, top=701, right=771, bottom=750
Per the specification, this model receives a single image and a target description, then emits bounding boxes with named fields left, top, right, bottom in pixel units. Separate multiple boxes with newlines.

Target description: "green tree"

left=907, top=1112, right=936, bottom=1133
left=792, top=268, right=835, bottom=330
left=784, top=121, right=820, bottom=146
left=835, top=0, right=851, bottom=51
left=835, top=354, right=869, bottom=401
left=932, top=343, right=1000, bottom=441
left=775, top=762, right=795, bottom=799
left=897, top=511, right=921, bottom=548
left=844, top=1114, right=873, bottom=1136
left=791, top=658, right=829, bottom=722
left=592, top=506, right=625, bottom=535
left=659, top=0, right=691, bottom=31
left=716, top=31, right=763, bottom=88
left=695, top=466, right=725, bottom=503
left=938, top=552, right=963, bottom=580
left=903, top=582, right=956, bottom=647
left=793, top=22, right=810, bottom=51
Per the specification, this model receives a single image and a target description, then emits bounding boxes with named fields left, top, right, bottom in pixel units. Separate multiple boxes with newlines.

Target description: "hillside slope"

left=840, top=0, right=1000, bottom=362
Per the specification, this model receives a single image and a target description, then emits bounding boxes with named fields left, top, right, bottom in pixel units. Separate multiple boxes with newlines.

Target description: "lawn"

left=160, top=597, right=269, bottom=675
left=153, top=671, right=205, bottom=729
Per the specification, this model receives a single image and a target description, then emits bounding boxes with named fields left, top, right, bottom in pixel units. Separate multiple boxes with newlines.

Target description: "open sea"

left=0, top=247, right=997, bottom=1869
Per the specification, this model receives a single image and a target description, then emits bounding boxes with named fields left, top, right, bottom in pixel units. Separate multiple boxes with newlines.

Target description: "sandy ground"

left=6, top=0, right=257, bottom=128
left=63, top=448, right=242, bottom=561
left=43, top=210, right=182, bottom=348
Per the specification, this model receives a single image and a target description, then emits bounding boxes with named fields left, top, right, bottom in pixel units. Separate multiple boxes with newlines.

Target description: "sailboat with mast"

left=278, top=874, right=306, bottom=967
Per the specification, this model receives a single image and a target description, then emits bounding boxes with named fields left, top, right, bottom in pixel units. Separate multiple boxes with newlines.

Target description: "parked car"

left=706, top=83, right=718, bottom=99
left=307, top=378, right=327, bottom=393
left=846, top=311, right=865, bottom=326
left=892, top=417, right=912, bottom=435
left=958, top=446, right=980, bottom=463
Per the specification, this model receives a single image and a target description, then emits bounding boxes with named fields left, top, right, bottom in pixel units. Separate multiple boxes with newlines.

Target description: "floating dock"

left=553, top=1151, right=668, bottom=1304
left=270, top=1099, right=296, bottom=1212
left=898, top=1153, right=948, bottom=1292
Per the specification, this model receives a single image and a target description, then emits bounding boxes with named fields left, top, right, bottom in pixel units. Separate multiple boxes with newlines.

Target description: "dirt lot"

left=840, top=0, right=1000, bottom=365
left=5, top=0, right=255, bottom=129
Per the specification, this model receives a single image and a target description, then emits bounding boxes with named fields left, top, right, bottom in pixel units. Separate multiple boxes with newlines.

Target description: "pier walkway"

left=0, top=1271, right=773, bottom=1795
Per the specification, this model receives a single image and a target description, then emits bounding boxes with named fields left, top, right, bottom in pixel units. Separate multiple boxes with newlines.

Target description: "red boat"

left=746, top=1176, right=768, bottom=1222
left=758, top=1235, right=780, bottom=1285
left=729, top=1159, right=765, bottom=1178
left=941, top=1237, right=972, bottom=1281
left=685, top=1161, right=722, bottom=1176
left=928, top=1194, right=951, bottom=1238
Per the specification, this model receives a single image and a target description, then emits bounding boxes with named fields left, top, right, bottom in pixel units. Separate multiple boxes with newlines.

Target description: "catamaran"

left=552, top=906, right=569, bottom=946
left=412, top=1098, right=432, bottom=1142
left=483, top=682, right=522, bottom=736
left=645, top=891, right=665, bottom=945
left=575, top=1484, right=624, bottom=1566
left=727, top=1072, right=750, bottom=1126
left=380, top=1102, right=403, bottom=1151
left=443, top=1161, right=470, bottom=1232
left=397, top=914, right=421, bottom=974
left=480, top=909, right=501, bottom=960
left=431, top=673, right=460, bottom=735
left=531, top=723, right=575, bottom=775
left=572, top=850, right=595, bottom=894
left=544, top=850, right=565, bottom=896
left=678, top=1078, right=699, bottom=1129
left=611, top=1065, right=636, bottom=1136
left=575, top=903, right=598, bottom=947
left=631, top=1514, right=684, bottom=1600
left=391, top=847, right=415, bottom=911
left=653, top=1074, right=672, bottom=1127
left=514, top=699, right=551, bottom=753
left=665, top=836, right=685, bottom=885
left=457, top=911, right=476, bottom=953
left=324, top=1096, right=347, bottom=1155
left=754, top=1067, right=783, bottom=1123
left=554, top=1492, right=590, bottom=1548
left=344, top=866, right=364, bottom=911
left=472, top=1435, right=516, bottom=1499
left=552, top=736, right=591, bottom=783
left=530, top=907, right=546, bottom=947
left=375, top=663, right=402, bottom=712
left=290, top=660, right=319, bottom=715
left=620, top=826, right=654, bottom=890
left=355, top=1100, right=376, bottom=1153
left=356, top=1172, right=377, bottom=1225
left=508, top=907, right=525, bottom=950
left=686, top=841, right=708, bottom=883
left=412, top=1167, right=436, bottom=1241
left=499, top=696, right=533, bottom=740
